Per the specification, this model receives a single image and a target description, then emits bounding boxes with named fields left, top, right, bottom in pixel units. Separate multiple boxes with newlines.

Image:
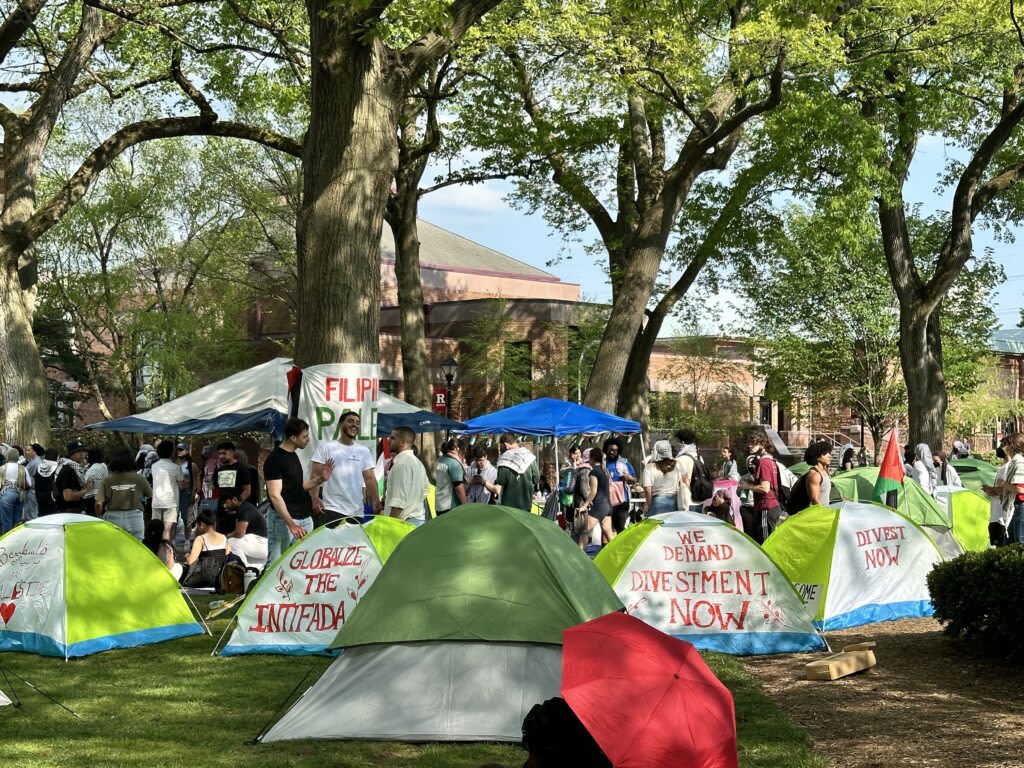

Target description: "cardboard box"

left=805, top=650, right=877, bottom=681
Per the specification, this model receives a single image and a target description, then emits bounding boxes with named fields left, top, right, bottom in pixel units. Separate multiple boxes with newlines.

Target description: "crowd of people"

left=2, top=419, right=1022, bottom=588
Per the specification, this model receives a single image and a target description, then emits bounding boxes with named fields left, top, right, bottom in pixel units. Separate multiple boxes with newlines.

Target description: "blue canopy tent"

left=459, top=397, right=640, bottom=472
left=87, top=359, right=465, bottom=438
left=459, top=397, right=640, bottom=437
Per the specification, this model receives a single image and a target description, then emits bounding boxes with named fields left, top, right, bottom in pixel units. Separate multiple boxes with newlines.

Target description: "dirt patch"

left=743, top=618, right=1024, bottom=768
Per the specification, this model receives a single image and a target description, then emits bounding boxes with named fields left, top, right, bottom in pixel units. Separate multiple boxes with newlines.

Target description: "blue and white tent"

left=86, top=358, right=463, bottom=438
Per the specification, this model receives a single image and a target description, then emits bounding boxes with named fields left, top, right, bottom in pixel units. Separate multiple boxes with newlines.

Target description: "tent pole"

left=211, top=615, right=238, bottom=656
left=180, top=589, right=212, bottom=635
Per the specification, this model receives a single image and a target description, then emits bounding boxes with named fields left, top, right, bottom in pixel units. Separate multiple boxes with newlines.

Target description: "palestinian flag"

left=873, top=430, right=906, bottom=506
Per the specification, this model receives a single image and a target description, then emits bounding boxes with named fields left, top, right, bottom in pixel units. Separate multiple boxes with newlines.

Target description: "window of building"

left=379, top=380, right=398, bottom=396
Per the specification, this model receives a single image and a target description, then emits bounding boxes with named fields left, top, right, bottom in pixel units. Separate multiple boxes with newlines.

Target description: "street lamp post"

left=441, top=355, right=459, bottom=421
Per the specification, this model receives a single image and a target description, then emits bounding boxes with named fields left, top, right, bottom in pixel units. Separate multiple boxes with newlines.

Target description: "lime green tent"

left=788, top=462, right=811, bottom=476
left=950, top=458, right=998, bottom=493
left=0, top=515, right=202, bottom=659
left=262, top=504, right=622, bottom=743
left=594, top=511, right=825, bottom=654
left=934, top=488, right=990, bottom=553
left=763, top=502, right=943, bottom=630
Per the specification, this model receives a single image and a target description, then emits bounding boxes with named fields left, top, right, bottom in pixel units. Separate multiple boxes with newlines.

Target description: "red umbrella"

left=562, top=612, right=738, bottom=768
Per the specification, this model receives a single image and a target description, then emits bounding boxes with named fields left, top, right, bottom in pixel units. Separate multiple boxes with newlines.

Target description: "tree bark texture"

left=898, top=304, right=947, bottom=448
left=294, top=6, right=402, bottom=367
left=0, top=255, right=51, bottom=443
left=582, top=234, right=667, bottom=413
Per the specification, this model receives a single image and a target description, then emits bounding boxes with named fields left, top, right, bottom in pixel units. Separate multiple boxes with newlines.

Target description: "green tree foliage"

left=0, top=0, right=304, bottom=441
left=451, top=0, right=846, bottom=424
left=759, top=0, right=1024, bottom=444
left=734, top=204, right=1002, bottom=461
left=36, top=138, right=278, bottom=417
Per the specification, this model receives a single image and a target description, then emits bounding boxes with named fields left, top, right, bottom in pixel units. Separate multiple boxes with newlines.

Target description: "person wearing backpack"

left=673, top=429, right=714, bottom=512
left=741, top=431, right=786, bottom=543
left=786, top=441, right=832, bottom=514
left=602, top=438, right=636, bottom=533
left=0, top=447, right=30, bottom=534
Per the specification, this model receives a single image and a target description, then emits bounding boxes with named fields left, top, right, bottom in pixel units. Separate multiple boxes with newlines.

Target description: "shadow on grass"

left=1, top=596, right=825, bottom=768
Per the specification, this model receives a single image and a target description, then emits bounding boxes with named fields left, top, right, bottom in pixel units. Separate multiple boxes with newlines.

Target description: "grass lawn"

left=1, top=598, right=826, bottom=768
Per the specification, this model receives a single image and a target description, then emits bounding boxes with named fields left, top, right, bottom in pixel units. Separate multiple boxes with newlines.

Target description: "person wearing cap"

left=642, top=440, right=683, bottom=517
left=55, top=440, right=95, bottom=515
left=0, top=447, right=30, bottom=534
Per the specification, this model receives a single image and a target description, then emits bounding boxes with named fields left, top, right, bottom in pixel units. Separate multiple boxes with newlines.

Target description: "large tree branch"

left=19, top=116, right=301, bottom=251
left=400, top=0, right=503, bottom=81
left=506, top=47, right=617, bottom=246
left=928, top=73, right=1024, bottom=299
left=0, top=0, right=47, bottom=65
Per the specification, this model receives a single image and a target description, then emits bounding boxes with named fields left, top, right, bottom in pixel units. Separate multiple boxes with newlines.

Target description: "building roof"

left=380, top=219, right=559, bottom=281
left=992, top=328, right=1024, bottom=355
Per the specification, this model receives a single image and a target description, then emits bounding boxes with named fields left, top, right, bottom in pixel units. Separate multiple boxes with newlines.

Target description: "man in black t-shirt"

left=213, top=440, right=251, bottom=534
left=223, top=496, right=268, bottom=569
left=54, top=440, right=94, bottom=515
left=265, top=417, right=334, bottom=565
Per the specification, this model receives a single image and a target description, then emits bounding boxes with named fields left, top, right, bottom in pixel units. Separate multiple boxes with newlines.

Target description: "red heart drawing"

left=0, top=602, right=15, bottom=624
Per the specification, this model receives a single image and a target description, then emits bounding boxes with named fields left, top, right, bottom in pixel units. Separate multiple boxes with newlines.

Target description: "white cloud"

left=420, top=182, right=508, bottom=216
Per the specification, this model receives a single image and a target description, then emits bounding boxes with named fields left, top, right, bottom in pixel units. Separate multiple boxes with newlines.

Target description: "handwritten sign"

left=224, top=526, right=384, bottom=655
left=616, top=525, right=810, bottom=638
left=0, top=529, right=64, bottom=644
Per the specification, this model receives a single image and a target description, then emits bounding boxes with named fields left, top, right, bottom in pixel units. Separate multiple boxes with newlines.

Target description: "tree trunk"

left=0, top=257, right=51, bottom=443
left=293, top=8, right=401, bottom=367
left=583, top=235, right=665, bottom=413
left=899, top=302, right=947, bottom=448
left=387, top=190, right=436, bottom=469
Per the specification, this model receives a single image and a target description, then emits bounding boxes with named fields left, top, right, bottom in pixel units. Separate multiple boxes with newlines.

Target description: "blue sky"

left=419, top=140, right=1023, bottom=336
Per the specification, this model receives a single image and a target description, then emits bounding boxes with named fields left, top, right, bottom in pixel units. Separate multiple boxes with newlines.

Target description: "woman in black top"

left=577, top=447, right=615, bottom=549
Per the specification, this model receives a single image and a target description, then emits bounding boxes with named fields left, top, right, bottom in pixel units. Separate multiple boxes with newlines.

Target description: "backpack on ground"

left=682, top=454, right=715, bottom=503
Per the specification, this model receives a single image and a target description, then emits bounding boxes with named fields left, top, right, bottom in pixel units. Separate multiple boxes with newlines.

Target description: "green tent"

left=263, top=504, right=623, bottom=743
left=763, top=502, right=943, bottom=630
left=788, top=461, right=811, bottom=476
left=333, top=504, right=623, bottom=647
left=831, top=466, right=879, bottom=503
left=950, top=458, right=998, bottom=493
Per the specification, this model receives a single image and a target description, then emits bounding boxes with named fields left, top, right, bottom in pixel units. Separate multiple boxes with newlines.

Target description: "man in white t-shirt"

left=310, top=411, right=381, bottom=524
left=151, top=440, right=185, bottom=542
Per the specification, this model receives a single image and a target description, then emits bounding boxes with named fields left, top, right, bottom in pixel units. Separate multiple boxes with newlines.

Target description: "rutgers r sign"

left=432, top=386, right=447, bottom=415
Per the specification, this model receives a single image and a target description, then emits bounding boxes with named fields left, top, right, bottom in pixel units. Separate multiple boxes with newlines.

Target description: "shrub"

left=928, top=545, right=1024, bottom=660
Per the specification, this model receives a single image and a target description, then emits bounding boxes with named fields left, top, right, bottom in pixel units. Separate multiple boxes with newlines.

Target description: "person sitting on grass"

left=143, top=518, right=182, bottom=581
left=180, top=509, right=230, bottom=588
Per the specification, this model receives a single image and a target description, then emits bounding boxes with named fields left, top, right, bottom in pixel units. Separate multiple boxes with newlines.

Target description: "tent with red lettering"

left=259, top=504, right=623, bottom=743
left=763, top=501, right=944, bottom=631
left=594, top=512, right=826, bottom=654
left=220, top=516, right=414, bottom=656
